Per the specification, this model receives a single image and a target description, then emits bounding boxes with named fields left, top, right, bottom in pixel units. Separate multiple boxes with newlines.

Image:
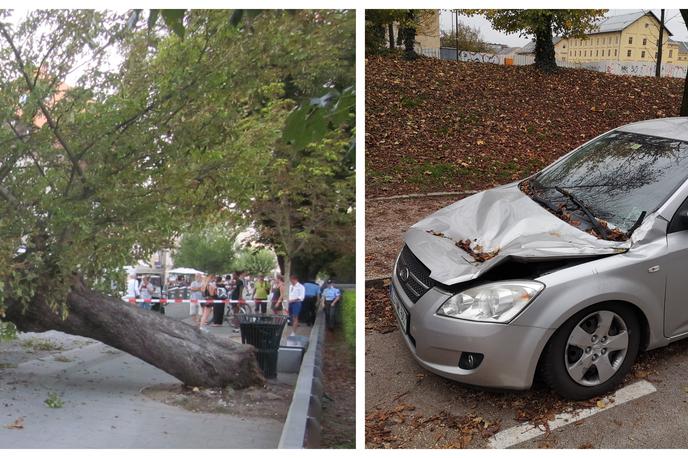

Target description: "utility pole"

left=455, top=10, right=459, bottom=61
left=656, top=9, right=665, bottom=78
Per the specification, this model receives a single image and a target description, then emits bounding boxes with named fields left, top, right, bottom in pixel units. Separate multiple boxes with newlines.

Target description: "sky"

left=440, top=9, right=688, bottom=48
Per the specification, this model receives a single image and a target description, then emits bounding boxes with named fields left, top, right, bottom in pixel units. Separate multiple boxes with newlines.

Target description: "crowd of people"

left=126, top=269, right=343, bottom=335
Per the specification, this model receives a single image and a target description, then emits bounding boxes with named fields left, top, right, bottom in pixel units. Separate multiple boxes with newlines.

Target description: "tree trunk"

left=401, top=11, right=417, bottom=61
left=534, top=14, right=557, bottom=73
left=681, top=10, right=688, bottom=116
left=388, top=23, right=395, bottom=49
left=6, top=279, right=263, bottom=389
left=283, top=256, right=292, bottom=310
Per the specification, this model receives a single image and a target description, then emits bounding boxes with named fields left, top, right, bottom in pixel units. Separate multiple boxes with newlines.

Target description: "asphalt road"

left=0, top=332, right=285, bottom=448
left=365, top=312, right=688, bottom=449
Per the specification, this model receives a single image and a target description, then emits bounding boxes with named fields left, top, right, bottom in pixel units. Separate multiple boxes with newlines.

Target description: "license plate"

left=390, top=287, right=409, bottom=334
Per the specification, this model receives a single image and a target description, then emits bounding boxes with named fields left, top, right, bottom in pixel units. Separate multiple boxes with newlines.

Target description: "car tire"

left=541, top=302, right=641, bottom=400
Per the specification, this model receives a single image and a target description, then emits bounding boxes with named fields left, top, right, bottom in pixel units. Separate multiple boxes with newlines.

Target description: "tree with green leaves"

left=173, top=226, right=239, bottom=275
left=464, top=9, right=607, bottom=72
left=233, top=248, right=276, bottom=275
left=0, top=9, right=354, bottom=388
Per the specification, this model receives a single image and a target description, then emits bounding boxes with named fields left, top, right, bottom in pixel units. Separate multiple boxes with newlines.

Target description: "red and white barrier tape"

left=123, top=298, right=271, bottom=304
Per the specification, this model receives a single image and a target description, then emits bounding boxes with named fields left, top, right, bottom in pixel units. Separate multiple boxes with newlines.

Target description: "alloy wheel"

left=564, top=310, right=629, bottom=386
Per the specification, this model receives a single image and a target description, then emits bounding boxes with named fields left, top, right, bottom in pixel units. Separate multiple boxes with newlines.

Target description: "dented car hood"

left=405, top=183, right=637, bottom=285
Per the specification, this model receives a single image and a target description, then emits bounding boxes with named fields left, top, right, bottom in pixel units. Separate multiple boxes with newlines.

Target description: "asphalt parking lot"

left=365, top=286, right=688, bottom=449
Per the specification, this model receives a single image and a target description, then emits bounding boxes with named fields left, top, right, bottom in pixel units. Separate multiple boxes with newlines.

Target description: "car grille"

left=396, top=245, right=435, bottom=303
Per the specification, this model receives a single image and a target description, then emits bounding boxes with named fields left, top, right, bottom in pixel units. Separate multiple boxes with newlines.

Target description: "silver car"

left=390, top=117, right=688, bottom=399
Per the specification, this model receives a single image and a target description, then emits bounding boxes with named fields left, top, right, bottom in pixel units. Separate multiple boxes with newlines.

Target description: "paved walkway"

left=0, top=328, right=294, bottom=448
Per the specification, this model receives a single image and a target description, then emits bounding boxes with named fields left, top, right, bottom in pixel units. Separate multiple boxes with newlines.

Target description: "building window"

left=596, top=50, right=598, bottom=56
left=655, top=52, right=658, bottom=58
left=643, top=38, right=647, bottom=46
left=608, top=49, right=611, bottom=57
left=645, top=22, right=649, bottom=28
left=597, top=38, right=600, bottom=45
left=669, top=50, right=673, bottom=57
left=629, top=37, right=633, bottom=45
left=641, top=51, right=646, bottom=58
left=615, top=49, right=618, bottom=57
left=627, top=50, right=632, bottom=57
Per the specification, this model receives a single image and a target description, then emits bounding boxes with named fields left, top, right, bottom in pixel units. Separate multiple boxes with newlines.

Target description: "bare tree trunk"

left=388, top=23, right=395, bottom=49
left=681, top=10, right=688, bottom=116
left=6, top=278, right=263, bottom=389
left=401, top=10, right=418, bottom=61
left=534, top=13, right=557, bottom=73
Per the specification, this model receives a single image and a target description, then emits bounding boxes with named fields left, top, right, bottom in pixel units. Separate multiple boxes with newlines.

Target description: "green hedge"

left=340, top=290, right=356, bottom=351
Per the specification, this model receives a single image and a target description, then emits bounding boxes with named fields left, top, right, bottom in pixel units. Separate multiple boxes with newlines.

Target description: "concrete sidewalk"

left=0, top=335, right=284, bottom=448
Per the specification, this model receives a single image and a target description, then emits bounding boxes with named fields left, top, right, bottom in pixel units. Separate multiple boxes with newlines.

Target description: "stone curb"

left=278, top=309, right=326, bottom=448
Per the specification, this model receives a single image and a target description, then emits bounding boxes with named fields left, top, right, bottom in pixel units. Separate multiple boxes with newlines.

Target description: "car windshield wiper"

left=554, top=186, right=611, bottom=240
left=626, top=211, right=647, bottom=237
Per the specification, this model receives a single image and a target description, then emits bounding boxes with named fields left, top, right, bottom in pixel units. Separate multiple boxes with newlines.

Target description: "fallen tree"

left=0, top=10, right=353, bottom=388
left=5, top=277, right=263, bottom=388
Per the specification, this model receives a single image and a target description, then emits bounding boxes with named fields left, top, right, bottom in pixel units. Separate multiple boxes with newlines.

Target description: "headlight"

left=437, top=281, right=544, bottom=323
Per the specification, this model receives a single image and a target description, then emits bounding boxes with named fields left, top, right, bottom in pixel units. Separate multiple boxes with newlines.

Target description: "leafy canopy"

left=464, top=9, right=608, bottom=38
left=0, top=10, right=354, bottom=320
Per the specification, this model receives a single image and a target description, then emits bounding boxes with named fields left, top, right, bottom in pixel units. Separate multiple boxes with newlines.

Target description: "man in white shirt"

left=189, top=273, right=204, bottom=324
left=288, top=275, right=305, bottom=334
left=126, top=273, right=140, bottom=301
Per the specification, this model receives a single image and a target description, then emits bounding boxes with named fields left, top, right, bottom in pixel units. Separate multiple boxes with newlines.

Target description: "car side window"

left=668, top=197, right=688, bottom=233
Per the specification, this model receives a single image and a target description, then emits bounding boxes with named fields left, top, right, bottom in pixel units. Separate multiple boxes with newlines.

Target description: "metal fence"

left=419, top=47, right=688, bottom=79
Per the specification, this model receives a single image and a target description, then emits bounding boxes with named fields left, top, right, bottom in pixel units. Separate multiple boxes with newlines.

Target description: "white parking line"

left=487, top=380, right=657, bottom=449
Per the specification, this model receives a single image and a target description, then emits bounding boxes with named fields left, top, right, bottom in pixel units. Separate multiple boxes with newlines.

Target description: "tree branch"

left=0, top=23, right=86, bottom=188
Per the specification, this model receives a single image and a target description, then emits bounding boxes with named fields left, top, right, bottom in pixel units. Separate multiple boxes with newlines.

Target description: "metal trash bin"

left=239, top=315, right=288, bottom=378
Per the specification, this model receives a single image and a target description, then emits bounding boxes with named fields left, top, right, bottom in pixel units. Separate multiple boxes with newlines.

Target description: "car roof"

left=617, top=117, right=688, bottom=142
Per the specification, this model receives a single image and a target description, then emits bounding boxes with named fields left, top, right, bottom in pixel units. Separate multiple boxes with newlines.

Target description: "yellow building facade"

left=554, top=11, right=683, bottom=65
left=415, top=10, right=441, bottom=50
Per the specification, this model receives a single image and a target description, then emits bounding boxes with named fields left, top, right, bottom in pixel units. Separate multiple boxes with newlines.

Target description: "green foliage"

left=0, top=10, right=354, bottom=325
left=341, top=290, right=356, bottom=352
left=44, top=392, right=64, bottom=408
left=283, top=86, right=355, bottom=152
left=250, top=11, right=355, bottom=283
left=173, top=227, right=239, bottom=275
left=464, top=9, right=607, bottom=38
left=0, top=320, right=17, bottom=342
left=322, top=254, right=355, bottom=283
left=232, top=248, right=276, bottom=275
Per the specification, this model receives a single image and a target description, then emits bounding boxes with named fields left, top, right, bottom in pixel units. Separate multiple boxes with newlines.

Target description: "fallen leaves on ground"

left=366, top=54, right=684, bottom=198
left=365, top=286, right=397, bottom=334
left=365, top=403, right=501, bottom=449
left=365, top=403, right=416, bottom=447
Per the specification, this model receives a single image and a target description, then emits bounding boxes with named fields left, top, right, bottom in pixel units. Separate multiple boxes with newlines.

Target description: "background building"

left=554, top=11, right=680, bottom=65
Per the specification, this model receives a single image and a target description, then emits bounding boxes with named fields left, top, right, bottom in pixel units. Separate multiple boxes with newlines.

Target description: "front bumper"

left=390, top=273, right=554, bottom=390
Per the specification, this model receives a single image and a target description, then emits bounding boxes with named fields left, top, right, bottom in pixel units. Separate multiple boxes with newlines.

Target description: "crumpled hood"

left=405, top=183, right=632, bottom=285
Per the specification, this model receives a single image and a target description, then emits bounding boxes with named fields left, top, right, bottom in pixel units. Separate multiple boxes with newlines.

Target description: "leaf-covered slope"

left=365, top=54, right=684, bottom=197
